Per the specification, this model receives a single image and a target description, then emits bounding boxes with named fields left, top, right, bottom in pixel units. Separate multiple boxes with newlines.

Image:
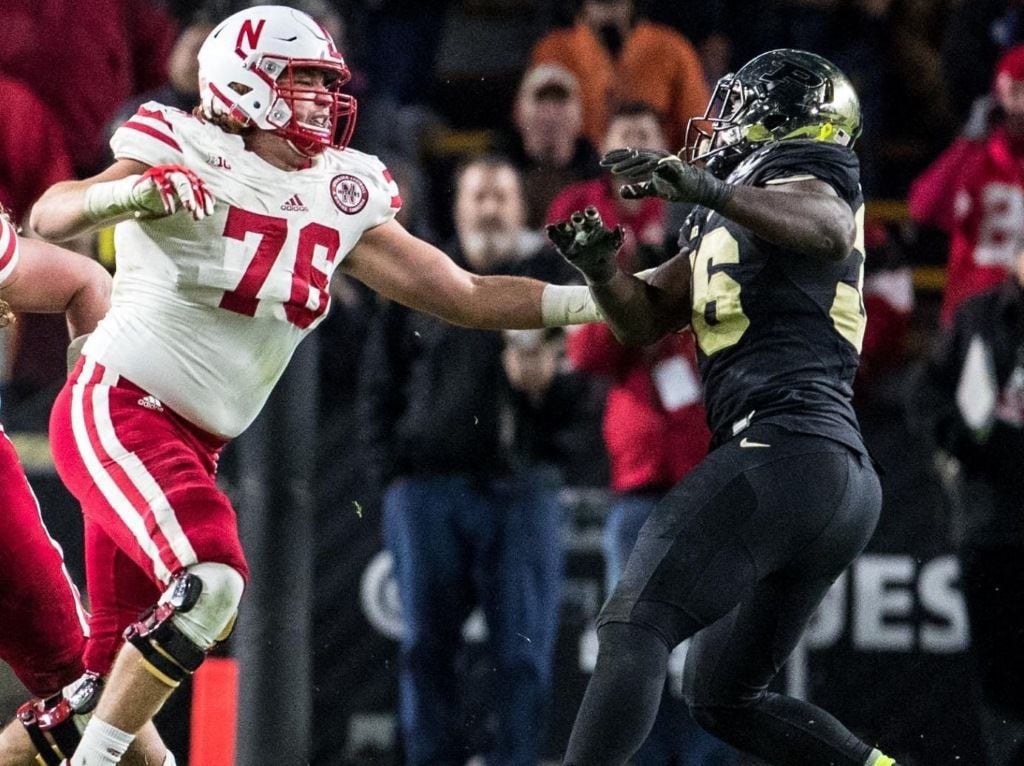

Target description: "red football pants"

left=51, top=357, right=248, bottom=674
left=0, top=426, right=87, bottom=696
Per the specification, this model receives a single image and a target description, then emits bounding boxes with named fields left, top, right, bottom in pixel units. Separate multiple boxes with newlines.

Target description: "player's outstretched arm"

left=30, top=159, right=215, bottom=242
left=603, top=148, right=855, bottom=261
left=0, top=237, right=111, bottom=338
left=546, top=207, right=692, bottom=346
left=343, top=218, right=605, bottom=330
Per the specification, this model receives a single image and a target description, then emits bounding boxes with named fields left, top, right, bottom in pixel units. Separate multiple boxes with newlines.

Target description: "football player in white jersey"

left=28, top=6, right=612, bottom=765
left=0, top=214, right=174, bottom=766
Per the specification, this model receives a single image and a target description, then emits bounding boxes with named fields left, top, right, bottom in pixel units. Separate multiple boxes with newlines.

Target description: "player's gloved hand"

left=600, top=147, right=734, bottom=208
left=83, top=165, right=216, bottom=223
left=546, top=206, right=623, bottom=284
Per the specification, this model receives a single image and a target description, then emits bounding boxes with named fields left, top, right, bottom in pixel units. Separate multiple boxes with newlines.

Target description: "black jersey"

left=683, top=140, right=867, bottom=453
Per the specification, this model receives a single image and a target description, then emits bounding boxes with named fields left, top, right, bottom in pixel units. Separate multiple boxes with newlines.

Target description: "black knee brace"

left=17, top=672, right=103, bottom=766
left=124, top=570, right=207, bottom=688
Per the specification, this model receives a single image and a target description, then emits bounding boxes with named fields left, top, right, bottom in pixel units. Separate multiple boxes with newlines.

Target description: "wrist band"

left=83, top=176, right=142, bottom=224
left=540, top=284, right=604, bottom=326
left=540, top=269, right=659, bottom=327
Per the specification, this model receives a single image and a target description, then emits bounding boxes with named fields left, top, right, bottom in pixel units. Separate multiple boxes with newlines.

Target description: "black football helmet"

left=684, top=49, right=862, bottom=177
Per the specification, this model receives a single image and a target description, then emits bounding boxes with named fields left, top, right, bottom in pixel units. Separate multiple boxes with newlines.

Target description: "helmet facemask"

left=267, top=62, right=357, bottom=156
left=683, top=75, right=760, bottom=176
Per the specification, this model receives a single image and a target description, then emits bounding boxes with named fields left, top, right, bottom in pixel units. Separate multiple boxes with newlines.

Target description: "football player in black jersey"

left=548, top=50, right=900, bottom=766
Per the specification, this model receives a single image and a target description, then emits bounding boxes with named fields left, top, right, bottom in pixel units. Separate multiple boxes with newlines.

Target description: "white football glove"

left=84, top=164, right=216, bottom=223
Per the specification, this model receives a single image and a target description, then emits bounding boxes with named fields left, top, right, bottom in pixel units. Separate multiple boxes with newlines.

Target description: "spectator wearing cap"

left=531, top=0, right=709, bottom=149
left=501, top=64, right=601, bottom=231
left=910, top=44, right=1024, bottom=325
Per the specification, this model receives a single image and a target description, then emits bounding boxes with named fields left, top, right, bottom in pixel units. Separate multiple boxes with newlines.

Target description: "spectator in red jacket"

left=910, top=44, right=1024, bottom=325
left=547, top=101, right=668, bottom=270
left=567, top=328, right=709, bottom=514
left=0, top=78, right=74, bottom=221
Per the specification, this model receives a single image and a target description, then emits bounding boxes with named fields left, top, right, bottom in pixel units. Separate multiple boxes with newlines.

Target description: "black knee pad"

left=124, top=571, right=207, bottom=688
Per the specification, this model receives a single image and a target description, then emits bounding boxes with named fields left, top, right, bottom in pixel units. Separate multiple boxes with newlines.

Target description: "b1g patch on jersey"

left=330, top=174, right=369, bottom=214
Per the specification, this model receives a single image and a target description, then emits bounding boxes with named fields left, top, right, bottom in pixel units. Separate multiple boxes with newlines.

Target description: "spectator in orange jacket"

left=531, top=0, right=709, bottom=149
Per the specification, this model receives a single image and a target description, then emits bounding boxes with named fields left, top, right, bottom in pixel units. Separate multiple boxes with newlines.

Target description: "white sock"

left=70, top=717, right=135, bottom=766
left=163, top=750, right=177, bottom=766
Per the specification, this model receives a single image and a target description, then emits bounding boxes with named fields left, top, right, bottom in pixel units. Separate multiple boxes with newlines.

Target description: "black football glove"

left=600, top=147, right=734, bottom=208
left=546, top=206, right=623, bottom=284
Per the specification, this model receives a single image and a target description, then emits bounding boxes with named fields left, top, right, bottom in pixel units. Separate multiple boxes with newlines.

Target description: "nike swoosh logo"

left=740, top=437, right=771, bottom=448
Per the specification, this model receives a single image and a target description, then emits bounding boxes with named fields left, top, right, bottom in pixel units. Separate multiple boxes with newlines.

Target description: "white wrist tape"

left=82, top=175, right=144, bottom=224
left=541, top=284, right=603, bottom=326
left=540, top=268, right=660, bottom=327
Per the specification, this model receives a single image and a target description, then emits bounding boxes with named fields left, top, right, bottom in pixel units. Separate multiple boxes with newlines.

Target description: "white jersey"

left=84, top=102, right=401, bottom=438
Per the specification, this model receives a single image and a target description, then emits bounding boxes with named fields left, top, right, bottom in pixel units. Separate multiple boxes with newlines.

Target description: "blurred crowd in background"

left=1, top=0, right=1021, bottom=417
left=4, top=0, right=1024, bottom=764
left=2, top=0, right=1022, bottom=421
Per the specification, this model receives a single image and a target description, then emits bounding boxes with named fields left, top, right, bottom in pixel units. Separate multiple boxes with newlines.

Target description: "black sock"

left=563, top=622, right=668, bottom=766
